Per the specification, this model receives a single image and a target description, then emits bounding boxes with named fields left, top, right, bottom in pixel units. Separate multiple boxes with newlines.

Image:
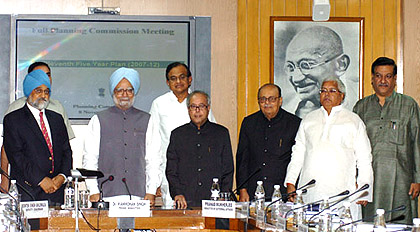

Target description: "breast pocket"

left=388, top=120, right=405, bottom=145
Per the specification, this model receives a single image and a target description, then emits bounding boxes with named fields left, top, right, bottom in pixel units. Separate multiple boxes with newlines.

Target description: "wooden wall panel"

left=237, top=0, right=402, bottom=129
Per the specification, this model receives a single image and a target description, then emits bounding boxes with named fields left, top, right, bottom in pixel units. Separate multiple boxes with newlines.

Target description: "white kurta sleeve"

left=82, top=115, right=101, bottom=195
left=354, top=119, right=374, bottom=202
left=284, top=121, right=307, bottom=187
left=149, top=100, right=166, bottom=183
left=145, top=118, right=162, bottom=195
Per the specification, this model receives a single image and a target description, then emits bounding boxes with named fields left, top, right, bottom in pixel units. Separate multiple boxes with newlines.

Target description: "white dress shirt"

left=83, top=113, right=162, bottom=197
left=284, top=105, right=373, bottom=219
left=149, top=91, right=215, bottom=207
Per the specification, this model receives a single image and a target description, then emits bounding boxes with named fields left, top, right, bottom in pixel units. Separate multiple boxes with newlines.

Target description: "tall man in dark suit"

left=3, top=69, right=72, bottom=205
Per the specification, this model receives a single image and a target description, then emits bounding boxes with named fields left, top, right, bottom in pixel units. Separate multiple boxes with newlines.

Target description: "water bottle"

left=9, top=179, right=20, bottom=211
left=412, top=218, right=420, bottom=232
left=339, top=201, right=353, bottom=232
left=373, top=209, right=386, bottom=232
left=293, top=189, right=306, bottom=227
left=271, top=185, right=282, bottom=221
left=210, top=178, right=220, bottom=201
left=64, top=177, right=75, bottom=208
left=318, top=198, right=331, bottom=232
left=255, top=181, right=265, bottom=223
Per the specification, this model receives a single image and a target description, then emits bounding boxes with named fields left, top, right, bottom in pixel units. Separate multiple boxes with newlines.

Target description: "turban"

left=109, top=67, right=140, bottom=96
left=23, top=69, right=51, bottom=97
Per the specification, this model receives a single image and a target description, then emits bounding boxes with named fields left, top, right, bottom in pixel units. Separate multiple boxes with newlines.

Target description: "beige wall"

left=0, top=0, right=238, bottom=168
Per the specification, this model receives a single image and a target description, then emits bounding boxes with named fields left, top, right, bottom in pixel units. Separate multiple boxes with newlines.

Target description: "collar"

left=170, top=88, right=191, bottom=103
left=26, top=102, right=45, bottom=116
left=260, top=108, right=284, bottom=122
left=373, top=91, right=396, bottom=103
left=189, top=119, right=209, bottom=131
left=321, top=104, right=343, bottom=117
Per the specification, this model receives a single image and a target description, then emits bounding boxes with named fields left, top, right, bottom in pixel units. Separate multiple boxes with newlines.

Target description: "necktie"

left=39, top=111, right=54, bottom=173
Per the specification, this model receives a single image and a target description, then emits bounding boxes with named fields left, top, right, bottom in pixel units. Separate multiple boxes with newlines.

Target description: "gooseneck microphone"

left=231, top=167, right=262, bottom=201
left=309, top=184, right=369, bottom=222
left=334, top=205, right=406, bottom=232
left=122, top=178, right=132, bottom=200
left=92, top=175, right=114, bottom=209
left=282, top=189, right=350, bottom=218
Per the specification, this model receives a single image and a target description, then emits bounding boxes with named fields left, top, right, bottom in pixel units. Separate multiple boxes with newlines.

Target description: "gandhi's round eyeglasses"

left=284, top=53, right=343, bottom=76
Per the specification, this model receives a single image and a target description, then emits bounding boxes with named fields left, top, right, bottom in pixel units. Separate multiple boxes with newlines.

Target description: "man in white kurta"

left=284, top=77, right=373, bottom=219
left=149, top=62, right=215, bottom=208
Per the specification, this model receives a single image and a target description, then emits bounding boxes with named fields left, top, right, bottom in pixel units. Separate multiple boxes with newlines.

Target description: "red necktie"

left=39, top=111, right=54, bottom=173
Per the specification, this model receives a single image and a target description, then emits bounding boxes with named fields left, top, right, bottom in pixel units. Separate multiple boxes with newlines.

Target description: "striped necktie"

left=39, top=111, right=54, bottom=173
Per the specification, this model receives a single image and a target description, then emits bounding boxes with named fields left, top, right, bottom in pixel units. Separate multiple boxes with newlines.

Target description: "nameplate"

left=298, top=223, right=309, bottom=232
left=20, top=200, right=49, bottom=219
left=109, top=200, right=150, bottom=217
left=277, top=217, right=287, bottom=230
left=201, top=200, right=236, bottom=218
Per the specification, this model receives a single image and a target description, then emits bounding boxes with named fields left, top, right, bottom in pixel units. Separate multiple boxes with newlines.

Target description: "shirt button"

left=264, top=137, right=268, bottom=141
left=125, top=157, right=128, bottom=160
left=198, top=168, right=202, bottom=172
left=124, top=143, right=127, bottom=146
left=264, top=149, right=268, bottom=153
left=198, top=182, right=202, bottom=186
left=380, top=117, right=383, bottom=120
left=125, top=170, right=128, bottom=173
left=262, top=163, right=266, bottom=166
left=380, top=127, right=382, bottom=129
left=197, top=143, right=201, bottom=147
left=124, top=130, right=127, bottom=133
left=263, top=176, right=267, bottom=180
left=268, top=125, right=271, bottom=128
left=198, top=156, right=202, bottom=159
left=197, top=131, right=201, bottom=135
left=49, top=157, right=52, bottom=160
left=49, top=171, right=53, bottom=174
left=123, top=117, right=127, bottom=120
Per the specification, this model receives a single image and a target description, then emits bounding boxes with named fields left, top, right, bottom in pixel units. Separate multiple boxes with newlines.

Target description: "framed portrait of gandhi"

left=270, top=17, right=364, bottom=118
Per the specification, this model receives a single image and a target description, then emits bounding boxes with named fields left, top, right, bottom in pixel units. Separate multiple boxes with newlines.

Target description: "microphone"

left=309, top=184, right=369, bottom=222
left=0, top=167, right=36, bottom=201
left=99, top=175, right=114, bottom=201
left=92, top=175, right=114, bottom=209
left=334, top=205, right=406, bottom=231
left=122, top=178, right=132, bottom=200
left=282, top=179, right=316, bottom=199
left=281, top=189, right=349, bottom=221
left=231, top=167, right=262, bottom=202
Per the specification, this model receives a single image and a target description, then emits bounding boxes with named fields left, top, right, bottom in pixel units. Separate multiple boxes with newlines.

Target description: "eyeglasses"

left=33, top=88, right=50, bottom=95
left=168, top=74, right=188, bottom=82
left=319, top=88, right=341, bottom=94
left=284, top=53, right=343, bottom=76
left=188, top=104, right=208, bottom=111
left=258, top=96, right=279, bottom=103
left=114, top=88, right=134, bottom=96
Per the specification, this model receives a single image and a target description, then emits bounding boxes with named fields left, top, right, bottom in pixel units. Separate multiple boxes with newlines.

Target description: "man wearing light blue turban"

left=83, top=67, right=162, bottom=207
left=3, top=69, right=72, bottom=204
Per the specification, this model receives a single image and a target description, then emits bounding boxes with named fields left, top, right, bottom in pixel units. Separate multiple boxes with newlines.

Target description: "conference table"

left=33, top=208, right=264, bottom=231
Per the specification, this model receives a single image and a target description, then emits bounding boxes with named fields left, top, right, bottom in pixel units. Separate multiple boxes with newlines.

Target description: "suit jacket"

left=3, top=104, right=72, bottom=205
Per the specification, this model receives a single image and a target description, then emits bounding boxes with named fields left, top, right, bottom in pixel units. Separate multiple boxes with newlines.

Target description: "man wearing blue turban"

left=83, top=67, right=162, bottom=207
left=3, top=69, right=73, bottom=204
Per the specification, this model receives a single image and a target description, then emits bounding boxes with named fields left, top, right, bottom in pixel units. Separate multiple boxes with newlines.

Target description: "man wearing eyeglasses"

left=83, top=67, right=161, bottom=207
left=284, top=77, right=373, bottom=219
left=236, top=84, right=301, bottom=202
left=166, top=90, right=233, bottom=209
left=1, top=62, right=75, bottom=192
left=284, top=26, right=357, bottom=118
left=149, top=62, right=215, bottom=208
left=3, top=69, right=72, bottom=204
left=354, top=57, right=420, bottom=224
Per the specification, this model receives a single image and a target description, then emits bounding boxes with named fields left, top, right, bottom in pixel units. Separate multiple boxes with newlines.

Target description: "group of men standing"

left=0, top=57, right=419, bottom=224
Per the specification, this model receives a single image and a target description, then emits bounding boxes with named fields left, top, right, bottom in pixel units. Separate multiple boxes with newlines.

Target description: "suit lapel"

left=23, top=105, right=50, bottom=152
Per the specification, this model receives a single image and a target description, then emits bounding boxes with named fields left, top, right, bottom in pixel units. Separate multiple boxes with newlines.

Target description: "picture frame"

left=270, top=17, right=364, bottom=118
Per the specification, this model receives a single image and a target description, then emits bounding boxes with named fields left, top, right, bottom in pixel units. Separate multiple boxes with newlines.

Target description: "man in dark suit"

left=3, top=69, right=72, bottom=205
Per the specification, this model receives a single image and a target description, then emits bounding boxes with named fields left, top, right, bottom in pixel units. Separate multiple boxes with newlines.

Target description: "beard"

left=113, top=95, right=134, bottom=110
left=28, top=97, right=50, bottom=110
